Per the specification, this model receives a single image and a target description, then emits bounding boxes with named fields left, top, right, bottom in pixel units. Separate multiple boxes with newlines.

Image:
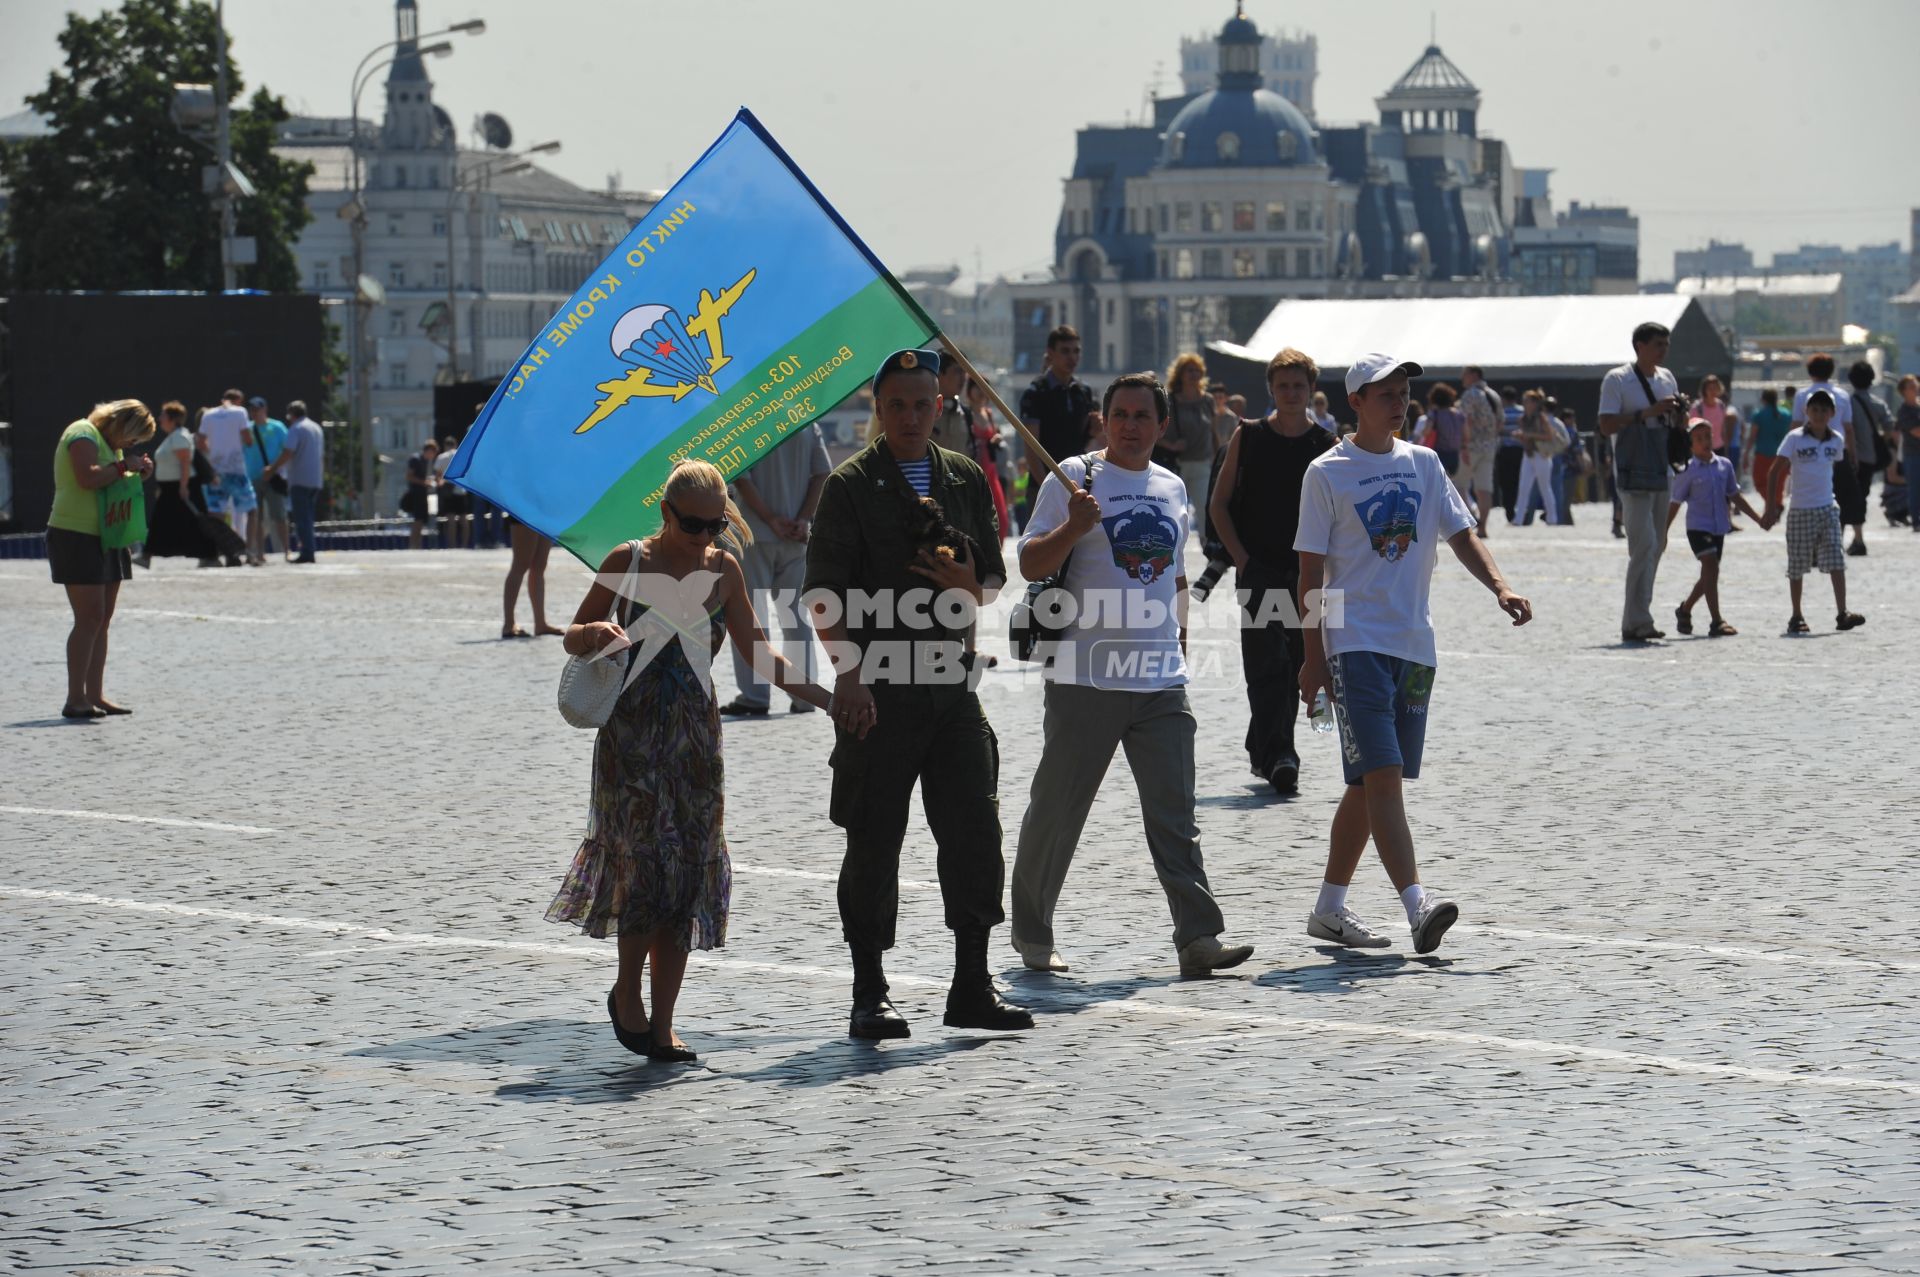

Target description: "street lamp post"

left=443, top=141, right=560, bottom=385
left=346, top=17, right=483, bottom=517
left=212, top=0, right=236, bottom=291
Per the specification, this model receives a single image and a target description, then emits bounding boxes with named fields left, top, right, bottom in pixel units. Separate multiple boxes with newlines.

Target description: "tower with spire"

left=1375, top=42, right=1480, bottom=139
left=382, top=0, right=449, bottom=156
left=1177, top=3, right=1317, bottom=117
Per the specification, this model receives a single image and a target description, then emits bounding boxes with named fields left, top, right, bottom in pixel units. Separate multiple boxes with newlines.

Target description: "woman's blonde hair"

left=660, top=458, right=752, bottom=552
left=1165, top=352, right=1207, bottom=397
left=89, top=399, right=155, bottom=449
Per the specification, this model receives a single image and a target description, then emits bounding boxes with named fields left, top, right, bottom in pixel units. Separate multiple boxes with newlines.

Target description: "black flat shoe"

left=645, top=1034, right=697, bottom=1063
left=718, top=698, right=769, bottom=717
left=60, top=705, right=103, bottom=720
left=92, top=703, right=132, bottom=716
left=606, top=990, right=651, bottom=1057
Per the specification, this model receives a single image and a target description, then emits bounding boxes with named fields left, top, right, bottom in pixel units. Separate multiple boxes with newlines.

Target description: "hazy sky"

left=4, top=0, right=1916, bottom=282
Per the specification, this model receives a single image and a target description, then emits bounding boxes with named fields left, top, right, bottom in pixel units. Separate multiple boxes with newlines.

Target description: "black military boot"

left=848, top=946, right=910, bottom=1040
left=943, top=927, right=1035, bottom=1031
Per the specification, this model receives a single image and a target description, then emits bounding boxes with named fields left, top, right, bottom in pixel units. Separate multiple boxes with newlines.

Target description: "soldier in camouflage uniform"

left=804, top=348, right=1032, bottom=1040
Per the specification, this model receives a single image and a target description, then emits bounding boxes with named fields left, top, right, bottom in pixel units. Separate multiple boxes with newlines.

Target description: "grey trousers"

left=1619, top=488, right=1669, bottom=634
left=1010, top=682, right=1227, bottom=951
left=729, top=536, right=813, bottom=709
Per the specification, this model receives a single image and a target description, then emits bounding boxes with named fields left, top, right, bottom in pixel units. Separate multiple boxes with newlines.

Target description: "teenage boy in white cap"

left=1294, top=354, right=1533, bottom=953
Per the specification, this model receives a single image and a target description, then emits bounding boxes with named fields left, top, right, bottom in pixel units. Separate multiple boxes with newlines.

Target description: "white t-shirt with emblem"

left=1294, top=438, right=1476, bottom=668
left=198, top=404, right=251, bottom=474
left=1774, top=425, right=1846, bottom=509
left=1021, top=453, right=1189, bottom=691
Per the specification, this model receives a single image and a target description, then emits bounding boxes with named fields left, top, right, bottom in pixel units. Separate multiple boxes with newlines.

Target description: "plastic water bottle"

left=1309, top=690, right=1335, bottom=735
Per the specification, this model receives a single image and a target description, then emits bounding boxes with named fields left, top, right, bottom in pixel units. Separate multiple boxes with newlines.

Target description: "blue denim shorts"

left=1329, top=651, right=1435, bottom=785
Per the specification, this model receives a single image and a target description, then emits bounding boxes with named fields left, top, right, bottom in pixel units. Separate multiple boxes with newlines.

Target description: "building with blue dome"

left=1009, top=5, right=1535, bottom=378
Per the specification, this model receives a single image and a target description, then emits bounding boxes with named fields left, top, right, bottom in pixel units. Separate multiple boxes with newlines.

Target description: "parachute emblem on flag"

left=575, top=268, right=757, bottom=434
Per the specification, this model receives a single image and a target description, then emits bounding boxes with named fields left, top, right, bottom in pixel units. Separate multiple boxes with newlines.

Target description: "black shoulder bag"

left=1009, top=454, right=1094, bottom=663
left=1852, top=393, right=1892, bottom=473
left=1632, top=365, right=1690, bottom=473
left=254, top=427, right=289, bottom=495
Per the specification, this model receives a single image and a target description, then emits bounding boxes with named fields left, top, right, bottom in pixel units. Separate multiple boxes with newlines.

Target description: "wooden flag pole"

left=935, top=332, right=1079, bottom=493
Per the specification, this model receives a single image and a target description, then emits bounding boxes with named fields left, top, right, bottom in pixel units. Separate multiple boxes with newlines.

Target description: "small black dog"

left=904, top=496, right=979, bottom=571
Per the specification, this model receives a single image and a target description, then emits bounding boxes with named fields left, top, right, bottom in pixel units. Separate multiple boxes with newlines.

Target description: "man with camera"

left=1597, top=322, right=1686, bottom=642
left=805, top=347, right=1032, bottom=1041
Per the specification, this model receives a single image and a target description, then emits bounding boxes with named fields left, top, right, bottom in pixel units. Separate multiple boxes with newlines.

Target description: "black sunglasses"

left=663, top=498, right=727, bottom=537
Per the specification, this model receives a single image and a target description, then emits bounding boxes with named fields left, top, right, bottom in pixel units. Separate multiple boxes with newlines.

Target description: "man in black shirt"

left=1018, top=325, right=1096, bottom=519
left=1209, top=346, right=1334, bottom=796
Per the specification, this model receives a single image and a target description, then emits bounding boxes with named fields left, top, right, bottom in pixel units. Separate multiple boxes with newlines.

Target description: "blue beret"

left=872, top=347, right=943, bottom=396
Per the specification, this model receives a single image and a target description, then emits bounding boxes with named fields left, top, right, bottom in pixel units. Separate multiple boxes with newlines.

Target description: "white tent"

left=1209, top=294, right=1703, bottom=379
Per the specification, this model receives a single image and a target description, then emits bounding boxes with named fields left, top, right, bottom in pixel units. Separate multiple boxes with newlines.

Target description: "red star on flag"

left=654, top=340, right=677, bottom=357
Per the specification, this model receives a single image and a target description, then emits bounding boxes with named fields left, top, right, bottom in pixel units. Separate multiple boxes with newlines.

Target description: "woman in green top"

left=48, top=399, right=155, bottom=719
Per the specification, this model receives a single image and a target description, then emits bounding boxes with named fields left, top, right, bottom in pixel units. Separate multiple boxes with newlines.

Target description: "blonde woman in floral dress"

left=550, top=459, right=836, bottom=1062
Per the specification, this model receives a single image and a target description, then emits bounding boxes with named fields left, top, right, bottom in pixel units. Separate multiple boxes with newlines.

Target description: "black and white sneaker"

left=1410, top=895, right=1460, bottom=955
left=1307, top=907, right=1392, bottom=949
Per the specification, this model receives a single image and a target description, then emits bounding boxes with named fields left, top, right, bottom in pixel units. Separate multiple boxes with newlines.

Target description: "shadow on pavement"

left=347, top=1017, right=717, bottom=1103
left=1251, top=947, right=1483, bottom=995
left=495, top=1063, right=708, bottom=1104
left=726, top=1034, right=1013, bottom=1089
left=356, top=1016, right=1022, bottom=1101
left=6, top=718, right=98, bottom=728
left=352, top=1016, right=607, bottom=1069
left=999, top=969, right=1188, bottom=1017
left=1196, top=784, right=1287, bottom=808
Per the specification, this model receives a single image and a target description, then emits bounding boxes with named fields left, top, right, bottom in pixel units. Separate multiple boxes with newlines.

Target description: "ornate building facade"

left=1008, top=7, right=1525, bottom=378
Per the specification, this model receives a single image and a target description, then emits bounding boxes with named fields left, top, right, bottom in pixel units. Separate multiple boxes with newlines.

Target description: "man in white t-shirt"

left=1761, top=388, right=1864, bottom=633
left=195, top=388, right=258, bottom=542
left=1295, top=354, right=1532, bottom=954
left=1009, top=372, right=1255, bottom=979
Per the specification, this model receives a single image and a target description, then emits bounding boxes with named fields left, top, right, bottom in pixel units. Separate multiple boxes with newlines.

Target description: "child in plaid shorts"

left=1761, top=389, right=1865, bottom=634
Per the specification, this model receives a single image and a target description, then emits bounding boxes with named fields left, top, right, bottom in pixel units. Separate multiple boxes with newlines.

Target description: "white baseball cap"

left=1344, top=352, right=1424, bottom=396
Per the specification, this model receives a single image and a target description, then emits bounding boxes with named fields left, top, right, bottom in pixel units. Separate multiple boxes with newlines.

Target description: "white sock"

left=1314, top=881, right=1348, bottom=916
left=1400, top=883, right=1427, bottom=924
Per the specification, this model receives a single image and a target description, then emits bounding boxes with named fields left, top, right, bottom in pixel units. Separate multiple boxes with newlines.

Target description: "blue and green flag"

left=446, top=107, right=937, bottom=566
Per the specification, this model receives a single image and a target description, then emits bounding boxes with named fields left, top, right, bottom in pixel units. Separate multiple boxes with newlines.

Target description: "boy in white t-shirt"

left=1760, top=389, right=1865, bottom=634
left=1294, top=354, right=1533, bottom=953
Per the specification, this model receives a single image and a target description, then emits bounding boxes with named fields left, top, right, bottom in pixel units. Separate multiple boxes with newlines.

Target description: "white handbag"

left=557, top=540, right=640, bottom=729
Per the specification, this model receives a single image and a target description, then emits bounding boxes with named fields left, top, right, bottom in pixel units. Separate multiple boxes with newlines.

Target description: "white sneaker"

left=1306, top=907, right=1393, bottom=949
left=1410, top=895, right=1460, bottom=955
left=1010, top=936, right=1068, bottom=972
left=1177, top=934, right=1255, bottom=977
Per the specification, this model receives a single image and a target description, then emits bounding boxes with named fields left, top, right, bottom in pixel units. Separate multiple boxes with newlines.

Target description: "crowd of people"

left=43, top=321, right=1914, bottom=1065
left=538, top=336, right=1539, bottom=1062
left=536, top=320, right=1920, bottom=1062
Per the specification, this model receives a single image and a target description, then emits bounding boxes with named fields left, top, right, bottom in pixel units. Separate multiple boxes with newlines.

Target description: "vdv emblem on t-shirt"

left=1355, top=482, right=1421, bottom=562
left=1102, top=504, right=1179, bottom=584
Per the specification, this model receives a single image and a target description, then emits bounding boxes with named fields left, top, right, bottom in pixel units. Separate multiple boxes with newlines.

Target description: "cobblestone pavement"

left=4, top=514, right=1918, bottom=1275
